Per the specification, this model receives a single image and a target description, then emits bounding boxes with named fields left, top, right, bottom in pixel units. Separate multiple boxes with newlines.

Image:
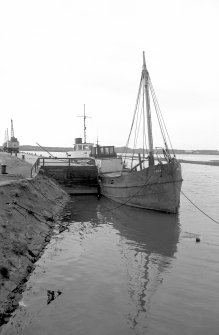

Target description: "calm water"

left=1, top=162, right=219, bottom=334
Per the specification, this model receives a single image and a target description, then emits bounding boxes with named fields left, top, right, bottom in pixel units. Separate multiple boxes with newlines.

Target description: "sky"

left=0, top=0, right=219, bottom=150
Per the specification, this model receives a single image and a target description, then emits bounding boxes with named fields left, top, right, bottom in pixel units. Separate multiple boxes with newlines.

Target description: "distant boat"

left=67, top=137, right=94, bottom=161
left=35, top=106, right=98, bottom=194
left=97, top=52, right=183, bottom=213
left=67, top=104, right=94, bottom=161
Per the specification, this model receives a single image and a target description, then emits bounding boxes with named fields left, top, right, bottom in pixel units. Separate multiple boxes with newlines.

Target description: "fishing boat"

left=97, top=52, right=183, bottom=213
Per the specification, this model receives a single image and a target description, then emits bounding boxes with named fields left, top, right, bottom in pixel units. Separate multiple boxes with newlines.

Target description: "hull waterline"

left=99, top=161, right=182, bottom=213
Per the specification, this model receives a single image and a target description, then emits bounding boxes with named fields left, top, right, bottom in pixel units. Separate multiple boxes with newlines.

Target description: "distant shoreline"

left=178, top=159, right=219, bottom=166
left=1, top=145, right=218, bottom=156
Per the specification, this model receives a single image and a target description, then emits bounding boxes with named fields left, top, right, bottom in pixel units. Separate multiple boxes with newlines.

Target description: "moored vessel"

left=97, top=53, right=183, bottom=213
left=33, top=107, right=98, bottom=194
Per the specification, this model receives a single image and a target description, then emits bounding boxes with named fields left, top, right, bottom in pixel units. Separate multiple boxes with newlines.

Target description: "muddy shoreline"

left=0, top=154, right=70, bottom=326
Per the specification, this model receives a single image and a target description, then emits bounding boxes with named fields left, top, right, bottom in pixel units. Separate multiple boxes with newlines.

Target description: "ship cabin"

left=91, top=145, right=117, bottom=158
left=91, top=145, right=123, bottom=174
left=73, top=143, right=93, bottom=152
left=67, top=137, right=93, bottom=159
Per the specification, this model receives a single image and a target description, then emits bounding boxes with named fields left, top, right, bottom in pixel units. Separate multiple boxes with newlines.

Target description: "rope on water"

left=181, top=190, right=219, bottom=225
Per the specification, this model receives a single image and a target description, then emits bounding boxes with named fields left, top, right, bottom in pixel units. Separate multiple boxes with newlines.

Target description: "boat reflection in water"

left=1, top=195, right=180, bottom=335
left=67, top=195, right=180, bottom=332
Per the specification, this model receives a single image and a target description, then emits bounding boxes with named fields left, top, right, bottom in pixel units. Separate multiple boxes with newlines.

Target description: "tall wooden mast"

left=143, top=52, right=154, bottom=166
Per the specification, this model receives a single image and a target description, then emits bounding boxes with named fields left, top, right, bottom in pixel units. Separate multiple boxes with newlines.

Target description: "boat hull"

left=99, top=161, right=182, bottom=213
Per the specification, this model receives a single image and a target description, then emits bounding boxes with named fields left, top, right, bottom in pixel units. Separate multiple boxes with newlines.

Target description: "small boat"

left=67, top=105, right=94, bottom=162
left=35, top=107, right=98, bottom=194
left=97, top=52, right=183, bottom=213
left=67, top=137, right=94, bottom=165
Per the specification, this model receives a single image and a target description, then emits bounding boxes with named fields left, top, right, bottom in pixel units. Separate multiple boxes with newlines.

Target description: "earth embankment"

left=0, top=153, right=69, bottom=325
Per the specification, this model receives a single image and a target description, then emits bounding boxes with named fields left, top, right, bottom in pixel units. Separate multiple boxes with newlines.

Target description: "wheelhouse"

left=91, top=146, right=117, bottom=158
left=73, top=143, right=93, bottom=151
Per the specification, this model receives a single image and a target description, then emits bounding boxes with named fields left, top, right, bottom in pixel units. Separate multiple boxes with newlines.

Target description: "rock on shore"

left=0, top=173, right=69, bottom=324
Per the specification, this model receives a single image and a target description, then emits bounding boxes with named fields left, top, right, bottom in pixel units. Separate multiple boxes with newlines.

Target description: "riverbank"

left=0, top=153, right=70, bottom=325
left=178, top=159, right=219, bottom=166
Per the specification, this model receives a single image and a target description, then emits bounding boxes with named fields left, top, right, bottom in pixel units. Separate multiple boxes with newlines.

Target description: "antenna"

left=77, top=104, right=91, bottom=143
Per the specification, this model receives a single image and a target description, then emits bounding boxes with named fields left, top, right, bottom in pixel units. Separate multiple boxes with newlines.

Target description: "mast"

left=142, top=52, right=154, bottom=166
left=77, top=104, right=91, bottom=143
left=83, top=104, right=86, bottom=143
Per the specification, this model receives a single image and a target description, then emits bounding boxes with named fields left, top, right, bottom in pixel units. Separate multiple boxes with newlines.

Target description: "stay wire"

left=124, top=75, right=143, bottom=153
left=133, top=101, right=143, bottom=153
left=180, top=190, right=219, bottom=224
left=149, top=80, right=167, bottom=146
left=105, top=168, right=219, bottom=225
left=149, top=77, right=175, bottom=155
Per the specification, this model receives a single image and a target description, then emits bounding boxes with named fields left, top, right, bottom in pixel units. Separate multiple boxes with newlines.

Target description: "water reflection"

left=98, top=198, right=179, bottom=331
left=1, top=196, right=180, bottom=335
left=65, top=195, right=180, bottom=332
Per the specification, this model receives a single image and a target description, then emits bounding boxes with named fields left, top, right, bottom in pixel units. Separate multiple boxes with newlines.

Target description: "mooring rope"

left=180, top=190, right=219, bottom=225
left=98, top=164, right=162, bottom=213
left=30, top=164, right=219, bottom=225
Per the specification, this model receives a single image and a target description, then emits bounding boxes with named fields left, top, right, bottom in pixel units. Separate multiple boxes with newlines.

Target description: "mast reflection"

left=96, top=197, right=180, bottom=331
left=65, top=195, right=180, bottom=331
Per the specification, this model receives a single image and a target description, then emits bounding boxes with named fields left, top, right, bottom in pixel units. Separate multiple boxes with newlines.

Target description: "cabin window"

left=105, top=147, right=110, bottom=155
left=100, top=147, right=104, bottom=154
left=83, top=145, right=89, bottom=150
left=78, top=145, right=82, bottom=150
left=91, top=147, right=97, bottom=155
left=109, top=147, right=114, bottom=154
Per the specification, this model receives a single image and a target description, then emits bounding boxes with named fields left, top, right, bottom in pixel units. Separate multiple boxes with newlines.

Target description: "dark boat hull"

left=99, top=161, right=182, bottom=213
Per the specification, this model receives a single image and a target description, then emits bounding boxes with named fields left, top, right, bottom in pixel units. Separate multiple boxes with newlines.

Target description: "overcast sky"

left=0, top=0, right=219, bottom=150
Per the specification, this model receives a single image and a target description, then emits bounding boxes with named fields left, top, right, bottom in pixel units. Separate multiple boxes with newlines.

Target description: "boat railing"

left=30, top=157, right=95, bottom=177
left=30, top=157, right=41, bottom=177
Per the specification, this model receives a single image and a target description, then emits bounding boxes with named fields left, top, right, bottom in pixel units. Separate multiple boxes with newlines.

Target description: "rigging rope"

left=149, top=81, right=168, bottom=147
left=99, top=165, right=161, bottom=212
left=149, top=77, right=175, bottom=155
left=125, top=73, right=150, bottom=167
left=124, top=74, right=143, bottom=158
left=99, top=165, right=219, bottom=226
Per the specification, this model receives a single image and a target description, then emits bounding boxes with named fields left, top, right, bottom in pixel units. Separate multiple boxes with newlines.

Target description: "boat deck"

left=30, top=157, right=99, bottom=195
